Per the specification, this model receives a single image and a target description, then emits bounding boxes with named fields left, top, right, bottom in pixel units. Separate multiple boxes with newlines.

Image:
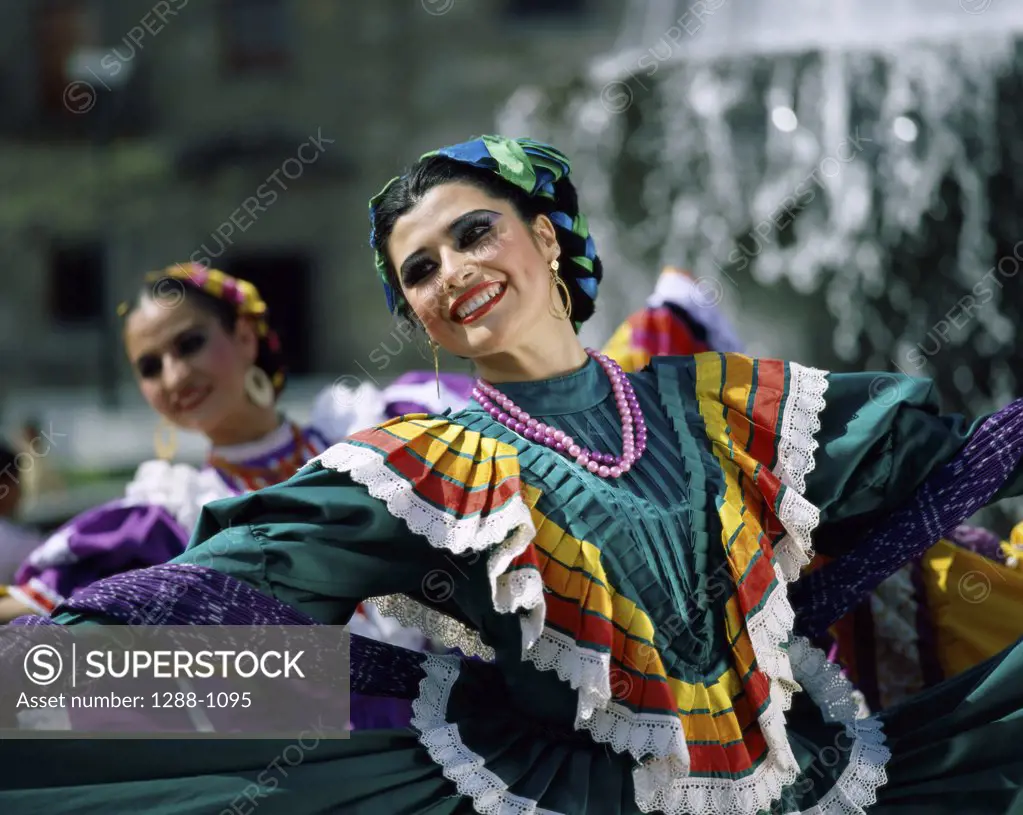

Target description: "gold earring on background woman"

left=549, top=259, right=572, bottom=321
left=153, top=418, right=178, bottom=461
left=244, top=365, right=275, bottom=408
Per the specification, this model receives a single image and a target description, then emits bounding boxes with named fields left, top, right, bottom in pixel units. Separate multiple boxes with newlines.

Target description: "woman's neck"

left=474, top=333, right=589, bottom=384
left=204, top=404, right=282, bottom=448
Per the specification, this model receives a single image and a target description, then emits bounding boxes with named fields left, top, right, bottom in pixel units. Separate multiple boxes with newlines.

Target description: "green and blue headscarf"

left=368, top=135, right=601, bottom=322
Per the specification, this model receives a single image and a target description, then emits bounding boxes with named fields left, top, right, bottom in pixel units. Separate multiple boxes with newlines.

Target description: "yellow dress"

left=829, top=523, right=1023, bottom=709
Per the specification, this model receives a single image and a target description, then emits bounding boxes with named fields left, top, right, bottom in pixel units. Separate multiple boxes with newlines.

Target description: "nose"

left=161, top=353, right=191, bottom=392
left=437, top=246, right=478, bottom=292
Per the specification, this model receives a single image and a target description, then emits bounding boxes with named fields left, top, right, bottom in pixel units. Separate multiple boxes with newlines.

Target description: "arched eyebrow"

left=399, top=208, right=500, bottom=280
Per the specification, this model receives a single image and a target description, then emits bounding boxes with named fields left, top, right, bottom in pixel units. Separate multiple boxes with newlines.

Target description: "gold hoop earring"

left=431, top=341, right=441, bottom=400
left=244, top=365, right=275, bottom=408
left=153, top=418, right=178, bottom=461
left=549, top=259, right=572, bottom=321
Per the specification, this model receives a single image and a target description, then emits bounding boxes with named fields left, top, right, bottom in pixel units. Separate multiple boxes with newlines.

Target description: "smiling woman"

left=370, top=137, right=601, bottom=383
left=0, top=264, right=327, bottom=624
left=0, top=263, right=432, bottom=730
left=122, top=268, right=285, bottom=446
left=0, top=265, right=416, bottom=670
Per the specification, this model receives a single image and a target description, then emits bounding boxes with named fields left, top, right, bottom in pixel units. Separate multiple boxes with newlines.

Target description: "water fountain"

left=499, top=0, right=1023, bottom=426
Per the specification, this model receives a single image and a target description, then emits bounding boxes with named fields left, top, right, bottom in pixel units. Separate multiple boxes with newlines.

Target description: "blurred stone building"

left=0, top=0, right=621, bottom=403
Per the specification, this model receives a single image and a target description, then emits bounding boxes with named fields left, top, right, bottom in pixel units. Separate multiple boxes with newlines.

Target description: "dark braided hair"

left=371, top=155, right=602, bottom=330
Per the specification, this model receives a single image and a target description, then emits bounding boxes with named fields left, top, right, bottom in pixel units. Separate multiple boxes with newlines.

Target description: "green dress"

left=3, top=353, right=1023, bottom=815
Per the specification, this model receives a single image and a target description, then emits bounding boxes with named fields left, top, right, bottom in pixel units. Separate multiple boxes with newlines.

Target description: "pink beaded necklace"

left=472, top=348, right=647, bottom=479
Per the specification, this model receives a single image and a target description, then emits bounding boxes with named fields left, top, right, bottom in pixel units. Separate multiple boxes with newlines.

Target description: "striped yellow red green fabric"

left=340, top=352, right=813, bottom=781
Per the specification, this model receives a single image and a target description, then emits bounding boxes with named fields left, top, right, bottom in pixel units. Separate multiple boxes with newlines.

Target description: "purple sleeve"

left=384, top=371, right=475, bottom=418
left=10, top=501, right=189, bottom=614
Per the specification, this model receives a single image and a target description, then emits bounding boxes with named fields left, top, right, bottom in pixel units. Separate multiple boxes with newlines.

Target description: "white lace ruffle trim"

left=367, top=594, right=496, bottom=660
left=317, top=441, right=546, bottom=655
left=750, top=364, right=828, bottom=710
left=365, top=567, right=547, bottom=660
left=348, top=600, right=434, bottom=652
left=412, top=655, right=562, bottom=815
left=316, top=443, right=536, bottom=559
left=779, top=639, right=890, bottom=815
left=410, top=641, right=889, bottom=815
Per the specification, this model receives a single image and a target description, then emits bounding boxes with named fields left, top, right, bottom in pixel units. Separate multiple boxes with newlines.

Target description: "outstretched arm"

left=52, top=462, right=452, bottom=626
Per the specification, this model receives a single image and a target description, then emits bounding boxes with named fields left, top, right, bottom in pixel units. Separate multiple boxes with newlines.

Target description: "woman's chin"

left=170, top=406, right=224, bottom=439
left=457, top=329, right=511, bottom=361
left=457, top=310, right=522, bottom=350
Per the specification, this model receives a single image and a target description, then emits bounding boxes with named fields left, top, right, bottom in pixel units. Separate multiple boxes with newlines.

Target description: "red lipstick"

left=449, top=281, right=506, bottom=325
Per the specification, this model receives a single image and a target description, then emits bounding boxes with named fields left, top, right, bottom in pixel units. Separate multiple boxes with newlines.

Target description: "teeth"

left=456, top=285, right=502, bottom=320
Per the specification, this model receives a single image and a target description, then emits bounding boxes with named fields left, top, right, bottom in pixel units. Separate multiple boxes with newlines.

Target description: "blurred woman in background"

left=0, top=263, right=428, bottom=675
left=0, top=263, right=331, bottom=623
left=0, top=262, right=433, bottom=729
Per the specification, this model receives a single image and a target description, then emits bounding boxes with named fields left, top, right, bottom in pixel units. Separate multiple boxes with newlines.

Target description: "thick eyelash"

left=455, top=215, right=495, bottom=250
left=402, top=259, right=436, bottom=287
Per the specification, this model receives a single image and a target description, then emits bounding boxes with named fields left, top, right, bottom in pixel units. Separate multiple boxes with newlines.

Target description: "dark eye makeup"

left=453, top=212, right=497, bottom=250
left=399, top=209, right=501, bottom=287
left=134, top=329, right=208, bottom=379
left=136, top=356, right=162, bottom=379
left=176, top=330, right=207, bottom=357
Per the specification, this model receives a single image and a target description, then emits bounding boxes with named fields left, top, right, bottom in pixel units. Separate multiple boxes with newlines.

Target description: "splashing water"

left=500, top=0, right=1023, bottom=422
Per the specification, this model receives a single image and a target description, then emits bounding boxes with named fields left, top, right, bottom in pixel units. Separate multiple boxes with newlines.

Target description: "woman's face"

left=387, top=182, right=562, bottom=361
left=124, top=295, right=258, bottom=437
